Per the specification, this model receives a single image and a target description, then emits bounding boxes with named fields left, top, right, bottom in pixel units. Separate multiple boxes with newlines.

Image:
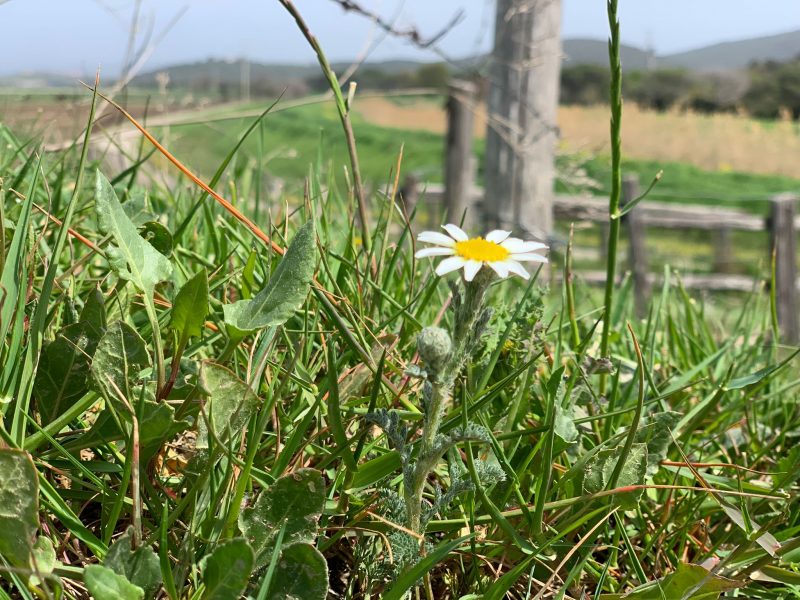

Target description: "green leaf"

left=138, top=220, right=173, bottom=257
left=94, top=170, right=172, bottom=298
left=583, top=443, right=648, bottom=510
left=348, top=451, right=402, bottom=492
left=553, top=403, right=580, bottom=445
left=599, top=562, right=740, bottom=599
left=0, top=449, right=39, bottom=568
left=84, top=564, right=144, bottom=600
left=169, top=269, right=209, bottom=342
left=201, top=538, right=254, bottom=600
left=138, top=401, right=190, bottom=462
left=266, top=543, right=328, bottom=600
left=635, top=411, right=681, bottom=477
left=104, top=527, right=161, bottom=598
left=91, top=321, right=151, bottom=413
left=196, top=362, right=260, bottom=451
left=223, top=220, right=316, bottom=337
left=240, top=469, right=325, bottom=569
left=28, top=536, right=57, bottom=588
left=35, top=288, right=106, bottom=424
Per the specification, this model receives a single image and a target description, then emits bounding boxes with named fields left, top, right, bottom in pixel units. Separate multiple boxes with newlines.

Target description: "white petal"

left=435, top=256, right=466, bottom=276
left=418, top=231, right=455, bottom=246
left=415, top=247, right=456, bottom=258
left=485, top=229, right=512, bottom=243
left=504, top=260, right=531, bottom=280
left=510, top=252, right=548, bottom=263
left=463, top=260, right=482, bottom=281
left=520, top=241, right=549, bottom=252
left=501, top=238, right=547, bottom=253
left=442, top=223, right=468, bottom=242
left=488, top=261, right=510, bottom=278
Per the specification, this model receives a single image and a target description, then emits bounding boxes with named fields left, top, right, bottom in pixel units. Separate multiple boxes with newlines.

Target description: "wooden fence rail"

left=410, top=179, right=800, bottom=341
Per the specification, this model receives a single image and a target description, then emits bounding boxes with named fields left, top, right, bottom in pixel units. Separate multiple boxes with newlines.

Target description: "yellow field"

left=354, top=96, right=800, bottom=177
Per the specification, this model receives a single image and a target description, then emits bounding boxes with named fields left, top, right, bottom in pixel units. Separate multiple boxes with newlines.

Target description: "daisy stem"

left=406, top=272, right=493, bottom=533
left=599, top=0, right=623, bottom=395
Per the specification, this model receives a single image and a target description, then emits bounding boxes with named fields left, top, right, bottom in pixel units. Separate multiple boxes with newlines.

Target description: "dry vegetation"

left=354, top=96, right=800, bottom=177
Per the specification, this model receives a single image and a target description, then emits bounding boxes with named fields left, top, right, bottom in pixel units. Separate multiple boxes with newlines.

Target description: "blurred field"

left=354, top=96, right=800, bottom=178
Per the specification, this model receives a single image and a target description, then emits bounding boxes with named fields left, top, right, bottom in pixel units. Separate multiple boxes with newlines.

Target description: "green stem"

left=599, top=0, right=623, bottom=395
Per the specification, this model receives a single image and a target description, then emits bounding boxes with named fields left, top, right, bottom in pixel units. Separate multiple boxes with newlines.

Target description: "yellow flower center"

left=454, top=238, right=509, bottom=262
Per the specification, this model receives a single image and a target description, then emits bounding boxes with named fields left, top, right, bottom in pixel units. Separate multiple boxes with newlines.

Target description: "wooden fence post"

left=712, top=228, right=734, bottom=273
left=623, top=174, right=649, bottom=315
left=444, top=80, right=477, bottom=228
left=770, top=193, right=799, bottom=343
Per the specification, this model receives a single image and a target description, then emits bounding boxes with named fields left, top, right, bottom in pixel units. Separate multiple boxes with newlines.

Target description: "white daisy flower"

left=415, top=223, right=548, bottom=281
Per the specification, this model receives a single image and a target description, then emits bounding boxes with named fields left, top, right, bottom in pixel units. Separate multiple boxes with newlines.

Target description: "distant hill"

left=660, top=29, right=800, bottom=70
left=563, top=39, right=653, bottom=70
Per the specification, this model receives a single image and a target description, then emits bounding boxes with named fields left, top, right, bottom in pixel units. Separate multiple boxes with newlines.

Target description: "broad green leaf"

left=91, top=321, right=151, bottom=414
left=169, top=269, right=209, bottom=342
left=196, top=362, right=260, bottom=451
left=94, top=170, right=172, bottom=298
left=239, top=469, right=325, bottom=569
left=28, top=536, right=57, bottom=587
left=104, top=527, right=161, bottom=598
left=583, top=443, right=648, bottom=510
left=266, top=543, right=328, bottom=600
left=35, top=288, right=106, bottom=424
left=201, top=538, right=254, bottom=600
left=223, top=220, right=316, bottom=337
left=635, top=411, right=681, bottom=477
left=84, top=564, right=144, bottom=600
left=0, top=449, right=39, bottom=568
left=599, top=562, right=740, bottom=599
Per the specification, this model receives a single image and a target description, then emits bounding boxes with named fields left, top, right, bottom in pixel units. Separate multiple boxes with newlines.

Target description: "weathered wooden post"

left=770, top=193, right=799, bottom=343
left=483, top=0, right=562, bottom=240
left=712, top=228, right=734, bottom=273
left=444, top=80, right=477, bottom=227
left=399, top=173, right=420, bottom=218
left=623, top=174, right=649, bottom=315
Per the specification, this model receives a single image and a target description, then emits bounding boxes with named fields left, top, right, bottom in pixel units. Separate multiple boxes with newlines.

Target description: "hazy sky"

left=2, top=1, right=800, bottom=77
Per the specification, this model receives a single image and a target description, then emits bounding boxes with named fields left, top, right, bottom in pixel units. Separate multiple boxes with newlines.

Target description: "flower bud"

left=417, top=326, right=452, bottom=371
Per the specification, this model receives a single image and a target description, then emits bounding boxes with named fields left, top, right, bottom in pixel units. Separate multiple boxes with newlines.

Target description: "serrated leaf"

left=196, top=362, right=260, bottom=450
left=0, top=449, right=39, bottom=568
left=240, top=469, right=325, bottom=569
left=201, top=538, right=254, bottom=600
left=91, top=321, right=151, bottom=414
left=94, top=170, right=172, bottom=298
left=35, top=288, right=107, bottom=424
left=104, top=527, right=161, bottom=598
left=84, top=564, right=144, bottom=600
left=223, top=220, right=316, bottom=337
left=266, top=542, right=328, bottom=600
left=583, top=443, right=648, bottom=510
left=169, top=269, right=209, bottom=342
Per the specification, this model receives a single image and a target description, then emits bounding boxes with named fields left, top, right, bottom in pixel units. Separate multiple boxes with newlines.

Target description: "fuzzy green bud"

left=417, top=326, right=452, bottom=371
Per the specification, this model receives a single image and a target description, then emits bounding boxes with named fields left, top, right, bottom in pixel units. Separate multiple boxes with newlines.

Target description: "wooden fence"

left=405, top=178, right=800, bottom=341
left=406, top=81, right=800, bottom=341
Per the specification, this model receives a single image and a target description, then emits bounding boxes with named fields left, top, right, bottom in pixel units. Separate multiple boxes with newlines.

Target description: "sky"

left=1, top=1, right=800, bottom=77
